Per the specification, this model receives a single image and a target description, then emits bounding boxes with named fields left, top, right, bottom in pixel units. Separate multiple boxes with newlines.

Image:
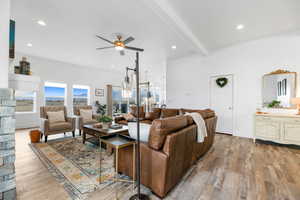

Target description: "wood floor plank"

left=15, top=130, right=300, bottom=200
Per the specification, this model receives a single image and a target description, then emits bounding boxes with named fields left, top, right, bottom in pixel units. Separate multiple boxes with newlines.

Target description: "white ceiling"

left=11, top=0, right=195, bottom=70
left=11, top=0, right=300, bottom=70
left=170, top=0, right=300, bottom=51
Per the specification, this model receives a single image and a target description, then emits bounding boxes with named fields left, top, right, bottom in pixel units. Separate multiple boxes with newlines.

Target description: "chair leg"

left=40, top=133, right=43, bottom=139
left=72, top=131, right=75, bottom=138
left=79, top=129, right=82, bottom=136
left=45, top=136, right=48, bottom=143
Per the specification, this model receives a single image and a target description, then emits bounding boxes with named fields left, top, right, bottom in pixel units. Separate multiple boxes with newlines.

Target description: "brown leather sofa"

left=115, top=107, right=180, bottom=125
left=73, top=105, right=99, bottom=135
left=117, top=108, right=217, bottom=198
left=40, top=106, right=76, bottom=142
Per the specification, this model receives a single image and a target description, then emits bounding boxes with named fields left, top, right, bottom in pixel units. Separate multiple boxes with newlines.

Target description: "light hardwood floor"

left=15, top=130, right=300, bottom=200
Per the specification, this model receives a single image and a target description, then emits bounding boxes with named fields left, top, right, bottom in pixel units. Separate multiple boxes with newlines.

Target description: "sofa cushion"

left=140, top=120, right=153, bottom=125
left=186, top=115, right=194, bottom=125
left=180, top=109, right=215, bottom=119
left=80, top=109, right=93, bottom=123
left=130, top=106, right=145, bottom=118
left=148, top=115, right=188, bottom=150
left=161, top=108, right=179, bottom=118
left=145, top=108, right=161, bottom=121
left=47, top=111, right=65, bottom=124
left=118, top=120, right=128, bottom=125
left=49, top=122, right=72, bottom=131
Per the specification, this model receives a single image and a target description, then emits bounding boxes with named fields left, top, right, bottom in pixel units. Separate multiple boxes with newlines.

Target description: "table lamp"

left=291, top=97, right=300, bottom=115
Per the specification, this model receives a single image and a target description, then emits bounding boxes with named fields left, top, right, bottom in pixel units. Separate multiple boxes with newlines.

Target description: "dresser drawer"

left=255, top=116, right=279, bottom=123
left=283, top=123, right=300, bottom=143
left=255, top=121, right=280, bottom=139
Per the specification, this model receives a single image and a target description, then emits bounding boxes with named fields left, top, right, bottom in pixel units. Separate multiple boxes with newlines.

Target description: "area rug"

left=30, top=137, right=131, bottom=200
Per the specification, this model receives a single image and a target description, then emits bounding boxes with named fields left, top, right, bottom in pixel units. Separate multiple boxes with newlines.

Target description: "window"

left=15, top=91, right=36, bottom=113
left=73, top=85, right=90, bottom=106
left=112, top=86, right=127, bottom=115
left=44, top=82, right=67, bottom=106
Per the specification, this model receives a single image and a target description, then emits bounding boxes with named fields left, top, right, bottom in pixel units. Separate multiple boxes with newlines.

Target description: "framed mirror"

left=262, top=70, right=297, bottom=108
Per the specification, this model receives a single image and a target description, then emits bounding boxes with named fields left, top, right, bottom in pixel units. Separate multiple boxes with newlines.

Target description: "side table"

left=99, top=134, right=136, bottom=199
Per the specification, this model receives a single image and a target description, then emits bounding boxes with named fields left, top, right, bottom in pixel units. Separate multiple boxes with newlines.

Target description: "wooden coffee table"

left=82, top=124, right=129, bottom=145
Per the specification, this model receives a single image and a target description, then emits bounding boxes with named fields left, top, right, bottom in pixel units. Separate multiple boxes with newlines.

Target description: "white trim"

left=209, top=74, right=234, bottom=135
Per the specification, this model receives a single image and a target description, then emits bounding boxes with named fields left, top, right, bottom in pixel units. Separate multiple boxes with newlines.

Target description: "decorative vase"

left=102, top=122, right=111, bottom=129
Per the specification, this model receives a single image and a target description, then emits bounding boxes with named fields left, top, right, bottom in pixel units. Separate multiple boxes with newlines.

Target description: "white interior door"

left=210, top=75, right=233, bottom=135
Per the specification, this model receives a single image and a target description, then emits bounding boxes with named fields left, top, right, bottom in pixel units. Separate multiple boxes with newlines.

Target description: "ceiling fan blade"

left=120, top=50, right=125, bottom=56
left=96, top=35, right=114, bottom=44
left=125, top=46, right=144, bottom=52
left=123, top=36, right=135, bottom=44
left=96, top=46, right=115, bottom=50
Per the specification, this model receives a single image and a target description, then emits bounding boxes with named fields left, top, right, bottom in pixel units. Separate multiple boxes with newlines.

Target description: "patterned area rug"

left=30, top=137, right=131, bottom=200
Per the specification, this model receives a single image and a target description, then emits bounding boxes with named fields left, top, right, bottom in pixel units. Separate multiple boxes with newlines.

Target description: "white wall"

left=0, top=0, right=10, bottom=88
left=11, top=53, right=167, bottom=129
left=167, top=35, right=300, bottom=138
left=11, top=53, right=124, bottom=129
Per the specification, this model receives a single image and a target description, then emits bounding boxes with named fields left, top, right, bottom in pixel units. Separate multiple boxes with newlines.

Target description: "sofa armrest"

left=115, top=116, right=126, bottom=123
left=40, top=118, right=49, bottom=134
left=117, top=143, right=169, bottom=197
left=66, top=117, right=76, bottom=130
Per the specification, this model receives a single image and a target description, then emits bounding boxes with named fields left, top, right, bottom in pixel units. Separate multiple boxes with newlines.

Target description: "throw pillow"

left=123, top=113, right=135, bottom=121
left=128, top=122, right=151, bottom=142
left=47, top=111, right=65, bottom=123
left=80, top=109, right=93, bottom=123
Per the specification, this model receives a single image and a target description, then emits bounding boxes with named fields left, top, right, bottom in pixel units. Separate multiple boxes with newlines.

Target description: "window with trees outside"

left=15, top=91, right=36, bottom=112
left=73, top=85, right=90, bottom=106
left=112, top=86, right=128, bottom=115
left=44, top=82, right=67, bottom=106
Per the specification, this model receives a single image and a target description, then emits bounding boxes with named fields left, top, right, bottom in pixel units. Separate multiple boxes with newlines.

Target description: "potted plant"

left=97, top=115, right=113, bottom=129
left=95, top=101, right=107, bottom=116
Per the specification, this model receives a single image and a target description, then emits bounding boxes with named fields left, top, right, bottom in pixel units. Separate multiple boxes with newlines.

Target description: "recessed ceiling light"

left=27, top=43, right=33, bottom=47
left=37, top=20, right=46, bottom=26
left=236, top=24, right=244, bottom=30
left=171, top=45, right=177, bottom=50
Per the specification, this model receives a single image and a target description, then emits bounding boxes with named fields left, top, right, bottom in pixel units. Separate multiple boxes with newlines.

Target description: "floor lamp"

left=124, top=52, right=149, bottom=200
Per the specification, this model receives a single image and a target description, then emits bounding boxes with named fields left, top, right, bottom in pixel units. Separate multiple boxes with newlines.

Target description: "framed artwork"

left=95, top=88, right=104, bottom=97
left=9, top=20, right=15, bottom=59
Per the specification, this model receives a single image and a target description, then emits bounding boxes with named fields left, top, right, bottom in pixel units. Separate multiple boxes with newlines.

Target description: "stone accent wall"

left=0, top=89, right=16, bottom=200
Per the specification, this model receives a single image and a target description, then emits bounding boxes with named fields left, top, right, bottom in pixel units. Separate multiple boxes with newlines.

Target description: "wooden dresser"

left=254, top=113, right=300, bottom=145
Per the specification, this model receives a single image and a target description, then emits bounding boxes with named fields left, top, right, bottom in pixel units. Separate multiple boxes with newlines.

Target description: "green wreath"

left=216, top=77, right=228, bottom=88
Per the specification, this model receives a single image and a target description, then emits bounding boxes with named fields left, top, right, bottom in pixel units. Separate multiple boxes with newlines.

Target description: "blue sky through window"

left=73, top=88, right=88, bottom=97
left=45, top=86, right=65, bottom=97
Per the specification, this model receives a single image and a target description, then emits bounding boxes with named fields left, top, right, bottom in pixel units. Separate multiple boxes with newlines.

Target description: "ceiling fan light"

left=115, top=46, right=124, bottom=51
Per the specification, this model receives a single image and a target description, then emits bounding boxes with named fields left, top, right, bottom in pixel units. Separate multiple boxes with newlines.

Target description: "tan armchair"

left=40, top=106, right=76, bottom=142
left=73, top=105, right=99, bottom=135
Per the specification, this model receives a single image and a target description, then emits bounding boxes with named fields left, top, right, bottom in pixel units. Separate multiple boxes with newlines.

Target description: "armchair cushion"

left=49, top=122, right=72, bottom=131
left=47, top=111, right=66, bottom=123
left=80, top=109, right=93, bottom=123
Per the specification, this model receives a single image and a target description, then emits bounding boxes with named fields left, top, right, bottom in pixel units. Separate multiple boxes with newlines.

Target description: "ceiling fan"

left=96, top=34, right=144, bottom=56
